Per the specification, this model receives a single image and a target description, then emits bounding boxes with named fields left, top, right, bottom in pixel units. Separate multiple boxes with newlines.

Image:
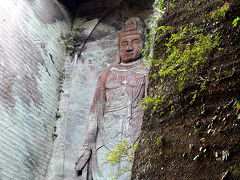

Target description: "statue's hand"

left=75, top=145, right=92, bottom=173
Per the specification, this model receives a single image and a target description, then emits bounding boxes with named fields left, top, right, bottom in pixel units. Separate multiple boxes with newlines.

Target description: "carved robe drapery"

left=85, top=61, right=148, bottom=180
left=76, top=17, right=148, bottom=180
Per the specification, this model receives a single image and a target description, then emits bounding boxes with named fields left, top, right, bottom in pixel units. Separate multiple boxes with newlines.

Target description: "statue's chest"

left=105, top=70, right=144, bottom=89
left=105, top=70, right=145, bottom=104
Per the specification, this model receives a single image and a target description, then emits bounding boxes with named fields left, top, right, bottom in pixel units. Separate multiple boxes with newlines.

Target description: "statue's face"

left=119, top=35, right=143, bottom=62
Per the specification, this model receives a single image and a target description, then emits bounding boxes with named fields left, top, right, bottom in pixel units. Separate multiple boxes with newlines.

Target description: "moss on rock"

left=132, top=0, right=240, bottom=180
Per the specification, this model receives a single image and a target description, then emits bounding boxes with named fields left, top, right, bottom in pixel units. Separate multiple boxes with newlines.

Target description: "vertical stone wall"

left=0, top=0, right=71, bottom=179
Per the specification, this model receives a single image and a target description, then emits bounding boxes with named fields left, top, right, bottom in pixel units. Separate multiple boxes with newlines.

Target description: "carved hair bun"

left=118, top=17, right=146, bottom=41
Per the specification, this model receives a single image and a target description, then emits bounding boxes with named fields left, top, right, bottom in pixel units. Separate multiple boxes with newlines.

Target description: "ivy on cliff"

left=133, top=0, right=240, bottom=179
left=102, top=140, right=138, bottom=179
left=142, top=23, right=220, bottom=113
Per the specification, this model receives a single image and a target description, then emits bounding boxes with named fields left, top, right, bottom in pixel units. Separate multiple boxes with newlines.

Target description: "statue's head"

left=118, top=17, right=145, bottom=63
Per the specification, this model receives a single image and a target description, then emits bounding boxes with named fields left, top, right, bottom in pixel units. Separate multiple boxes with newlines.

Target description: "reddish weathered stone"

left=75, top=17, right=148, bottom=180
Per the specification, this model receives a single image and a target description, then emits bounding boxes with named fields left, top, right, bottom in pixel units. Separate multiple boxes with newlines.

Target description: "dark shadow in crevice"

left=58, top=0, right=89, bottom=17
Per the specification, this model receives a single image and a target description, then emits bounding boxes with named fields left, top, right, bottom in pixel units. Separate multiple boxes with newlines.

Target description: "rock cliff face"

left=0, top=0, right=155, bottom=179
left=132, top=0, right=240, bottom=180
left=5, top=0, right=238, bottom=179
left=0, top=0, right=71, bottom=179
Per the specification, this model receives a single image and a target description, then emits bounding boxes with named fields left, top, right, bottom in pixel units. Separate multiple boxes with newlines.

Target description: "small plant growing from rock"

left=210, top=2, right=230, bottom=19
left=232, top=17, right=240, bottom=27
left=103, top=140, right=138, bottom=179
left=59, top=27, right=84, bottom=56
left=141, top=23, right=220, bottom=112
left=55, top=111, right=61, bottom=119
left=52, top=133, right=58, bottom=141
left=156, top=136, right=164, bottom=146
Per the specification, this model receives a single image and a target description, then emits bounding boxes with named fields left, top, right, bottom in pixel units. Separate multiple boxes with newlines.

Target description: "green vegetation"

left=55, top=111, right=61, bottom=119
left=60, top=27, right=84, bottom=56
left=103, top=140, right=138, bottom=179
left=232, top=17, right=240, bottom=27
left=156, top=136, right=164, bottom=146
left=153, top=0, right=164, bottom=10
left=142, top=23, right=219, bottom=112
left=210, top=2, right=230, bottom=19
left=234, top=100, right=240, bottom=118
left=133, top=0, right=240, bottom=179
left=153, top=24, right=219, bottom=90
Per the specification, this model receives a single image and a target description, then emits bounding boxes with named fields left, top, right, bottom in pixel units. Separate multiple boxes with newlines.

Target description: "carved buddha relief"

left=75, top=17, right=148, bottom=180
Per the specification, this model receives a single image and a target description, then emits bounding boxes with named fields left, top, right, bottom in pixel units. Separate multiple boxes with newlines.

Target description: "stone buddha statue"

left=75, top=17, right=148, bottom=180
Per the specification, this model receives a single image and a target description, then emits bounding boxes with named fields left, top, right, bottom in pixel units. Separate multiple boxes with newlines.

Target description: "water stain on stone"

left=27, top=0, right=66, bottom=24
left=0, top=67, right=16, bottom=107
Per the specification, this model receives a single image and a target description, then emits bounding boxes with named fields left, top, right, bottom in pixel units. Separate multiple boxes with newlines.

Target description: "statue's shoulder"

left=96, top=67, right=111, bottom=85
left=136, top=63, right=149, bottom=75
left=99, top=66, right=111, bottom=76
left=97, top=64, right=120, bottom=80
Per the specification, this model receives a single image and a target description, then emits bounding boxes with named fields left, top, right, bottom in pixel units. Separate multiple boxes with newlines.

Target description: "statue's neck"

left=119, top=59, right=141, bottom=66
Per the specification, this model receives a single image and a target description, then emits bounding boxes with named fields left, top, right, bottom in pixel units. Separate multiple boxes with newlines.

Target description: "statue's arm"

left=84, top=68, right=108, bottom=145
left=75, top=68, right=109, bottom=172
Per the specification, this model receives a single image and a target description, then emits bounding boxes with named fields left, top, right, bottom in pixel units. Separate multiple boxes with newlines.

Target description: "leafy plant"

left=232, top=17, right=240, bottom=27
left=59, top=27, right=84, bottom=56
left=103, top=140, right=138, bottom=179
left=210, top=2, right=230, bottom=19
left=142, top=23, right=219, bottom=112
left=153, top=0, right=165, bottom=10
left=156, top=136, right=164, bottom=146
left=55, top=111, right=61, bottom=119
